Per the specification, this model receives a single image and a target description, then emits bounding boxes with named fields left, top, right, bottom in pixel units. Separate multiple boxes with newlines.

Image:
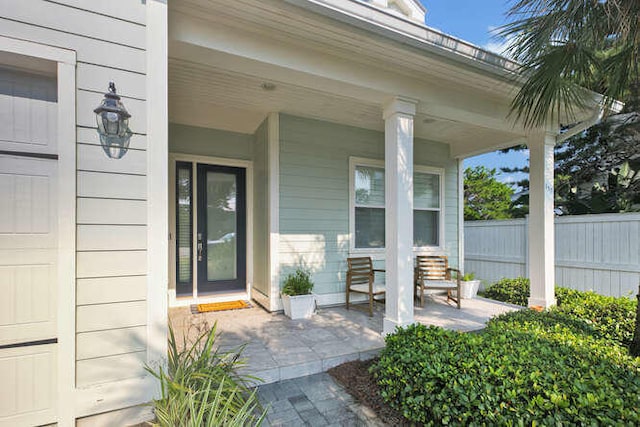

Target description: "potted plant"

left=459, top=272, right=481, bottom=299
left=281, top=268, right=316, bottom=319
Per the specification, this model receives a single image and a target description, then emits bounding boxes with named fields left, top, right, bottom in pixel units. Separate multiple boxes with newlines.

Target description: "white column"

left=527, top=132, right=556, bottom=308
left=383, top=97, right=417, bottom=335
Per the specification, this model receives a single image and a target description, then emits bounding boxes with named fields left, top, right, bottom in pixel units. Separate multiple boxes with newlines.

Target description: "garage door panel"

left=0, top=67, right=57, bottom=155
left=0, top=64, right=59, bottom=427
left=0, top=156, right=57, bottom=249
left=0, top=263, right=56, bottom=346
left=0, top=344, right=57, bottom=427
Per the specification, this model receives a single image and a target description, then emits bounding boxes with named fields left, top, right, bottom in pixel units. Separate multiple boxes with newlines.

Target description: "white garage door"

left=0, top=67, right=58, bottom=427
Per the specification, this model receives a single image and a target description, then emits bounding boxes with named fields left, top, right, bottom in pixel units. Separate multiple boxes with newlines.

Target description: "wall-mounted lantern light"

left=94, top=82, right=132, bottom=159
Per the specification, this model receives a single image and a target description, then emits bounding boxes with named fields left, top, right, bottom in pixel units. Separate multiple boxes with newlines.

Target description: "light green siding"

left=278, top=114, right=459, bottom=298
left=169, top=123, right=253, bottom=160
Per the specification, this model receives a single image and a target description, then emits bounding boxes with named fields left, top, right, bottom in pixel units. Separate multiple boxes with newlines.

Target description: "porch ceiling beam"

left=169, top=12, right=528, bottom=137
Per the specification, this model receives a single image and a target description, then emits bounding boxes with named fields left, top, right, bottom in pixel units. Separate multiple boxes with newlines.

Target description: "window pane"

left=355, top=207, right=385, bottom=248
left=206, top=172, right=238, bottom=281
left=355, top=166, right=385, bottom=206
left=414, top=172, right=440, bottom=209
left=414, top=210, right=439, bottom=247
left=176, top=163, right=192, bottom=284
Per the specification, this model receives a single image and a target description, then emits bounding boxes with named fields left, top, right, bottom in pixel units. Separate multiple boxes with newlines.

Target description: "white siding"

left=0, top=0, right=149, bottom=390
left=465, top=213, right=640, bottom=297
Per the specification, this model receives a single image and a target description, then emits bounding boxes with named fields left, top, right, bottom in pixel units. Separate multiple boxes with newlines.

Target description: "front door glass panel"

left=205, top=171, right=238, bottom=281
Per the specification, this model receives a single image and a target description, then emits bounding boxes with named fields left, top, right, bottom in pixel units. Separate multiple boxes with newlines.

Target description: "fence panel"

left=465, top=213, right=640, bottom=297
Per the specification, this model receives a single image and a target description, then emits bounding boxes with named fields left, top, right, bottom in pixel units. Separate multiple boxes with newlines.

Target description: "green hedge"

left=373, top=312, right=640, bottom=425
left=483, top=277, right=530, bottom=306
left=484, top=278, right=637, bottom=347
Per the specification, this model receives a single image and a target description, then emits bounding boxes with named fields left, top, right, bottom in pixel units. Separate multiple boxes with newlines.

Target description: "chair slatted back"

left=347, top=257, right=373, bottom=285
left=416, top=256, right=449, bottom=281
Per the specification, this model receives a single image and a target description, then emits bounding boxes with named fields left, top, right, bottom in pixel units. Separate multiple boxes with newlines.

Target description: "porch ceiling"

left=169, top=58, right=523, bottom=153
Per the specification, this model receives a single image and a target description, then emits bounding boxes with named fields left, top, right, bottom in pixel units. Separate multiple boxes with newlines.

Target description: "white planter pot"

left=459, top=280, right=480, bottom=299
left=282, top=294, right=316, bottom=319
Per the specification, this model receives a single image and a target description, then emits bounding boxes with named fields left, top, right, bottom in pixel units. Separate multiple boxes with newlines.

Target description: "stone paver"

left=168, top=296, right=521, bottom=426
left=257, top=372, right=379, bottom=427
left=168, top=295, right=521, bottom=385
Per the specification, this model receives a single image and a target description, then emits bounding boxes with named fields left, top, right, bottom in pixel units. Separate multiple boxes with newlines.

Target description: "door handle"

left=197, top=233, right=203, bottom=262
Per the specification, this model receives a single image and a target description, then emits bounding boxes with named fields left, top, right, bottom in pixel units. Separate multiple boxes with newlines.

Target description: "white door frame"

left=168, top=153, right=254, bottom=307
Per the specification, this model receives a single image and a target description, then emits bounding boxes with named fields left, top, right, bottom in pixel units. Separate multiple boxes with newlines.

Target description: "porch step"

left=242, top=346, right=383, bottom=386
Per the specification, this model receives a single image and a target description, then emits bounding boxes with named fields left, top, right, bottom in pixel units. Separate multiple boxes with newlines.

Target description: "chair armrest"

left=373, top=269, right=386, bottom=273
left=447, top=268, right=461, bottom=282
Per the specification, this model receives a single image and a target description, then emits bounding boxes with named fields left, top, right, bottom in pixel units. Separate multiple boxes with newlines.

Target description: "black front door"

left=196, top=164, right=246, bottom=294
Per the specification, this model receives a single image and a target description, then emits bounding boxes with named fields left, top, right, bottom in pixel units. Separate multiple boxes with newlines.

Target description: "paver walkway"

left=169, top=295, right=522, bottom=426
left=170, top=295, right=521, bottom=385
left=257, top=372, right=383, bottom=427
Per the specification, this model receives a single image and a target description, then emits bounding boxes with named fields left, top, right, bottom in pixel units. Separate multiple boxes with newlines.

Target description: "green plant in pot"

left=281, top=268, right=315, bottom=319
left=459, top=272, right=481, bottom=299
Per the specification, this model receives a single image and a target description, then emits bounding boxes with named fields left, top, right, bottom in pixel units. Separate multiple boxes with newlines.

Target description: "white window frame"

left=413, top=165, right=446, bottom=252
left=349, top=157, right=445, bottom=257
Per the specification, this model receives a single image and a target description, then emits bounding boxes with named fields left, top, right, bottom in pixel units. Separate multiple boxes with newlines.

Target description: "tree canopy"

left=464, top=166, right=515, bottom=220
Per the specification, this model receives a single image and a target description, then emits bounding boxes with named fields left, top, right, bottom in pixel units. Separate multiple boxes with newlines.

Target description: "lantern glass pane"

left=96, top=113, right=106, bottom=134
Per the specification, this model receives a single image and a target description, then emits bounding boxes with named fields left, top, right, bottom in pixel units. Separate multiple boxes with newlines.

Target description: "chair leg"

left=420, top=285, right=425, bottom=307
left=346, top=288, right=350, bottom=310
left=368, top=293, right=374, bottom=317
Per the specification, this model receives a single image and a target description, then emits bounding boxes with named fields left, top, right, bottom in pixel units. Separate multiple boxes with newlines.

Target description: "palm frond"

left=499, top=0, right=638, bottom=128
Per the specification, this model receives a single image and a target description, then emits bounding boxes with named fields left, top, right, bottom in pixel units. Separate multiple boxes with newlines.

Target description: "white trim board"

left=168, top=153, right=254, bottom=308
left=146, top=1, right=169, bottom=410
left=267, top=112, right=280, bottom=312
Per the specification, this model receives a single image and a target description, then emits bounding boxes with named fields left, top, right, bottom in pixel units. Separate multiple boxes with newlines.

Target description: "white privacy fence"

left=464, top=213, right=640, bottom=298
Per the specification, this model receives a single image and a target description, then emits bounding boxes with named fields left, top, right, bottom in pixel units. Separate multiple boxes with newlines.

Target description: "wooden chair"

left=414, top=255, right=461, bottom=309
left=346, top=257, right=385, bottom=316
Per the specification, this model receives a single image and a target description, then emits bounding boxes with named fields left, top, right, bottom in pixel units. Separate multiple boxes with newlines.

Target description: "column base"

left=527, top=296, right=557, bottom=309
left=382, top=316, right=413, bottom=336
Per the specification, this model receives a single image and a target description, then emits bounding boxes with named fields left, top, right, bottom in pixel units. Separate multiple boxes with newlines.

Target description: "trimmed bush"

left=556, top=290, right=636, bottom=347
left=484, top=277, right=637, bottom=347
left=373, top=312, right=640, bottom=426
left=483, top=277, right=530, bottom=306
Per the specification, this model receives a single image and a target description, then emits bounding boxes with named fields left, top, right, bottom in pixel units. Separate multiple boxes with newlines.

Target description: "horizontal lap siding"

left=0, top=0, right=149, bottom=387
left=169, top=123, right=254, bottom=160
left=279, top=115, right=381, bottom=295
left=278, top=115, right=459, bottom=297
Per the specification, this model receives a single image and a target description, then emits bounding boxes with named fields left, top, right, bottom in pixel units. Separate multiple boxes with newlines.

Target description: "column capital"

left=383, top=96, right=418, bottom=120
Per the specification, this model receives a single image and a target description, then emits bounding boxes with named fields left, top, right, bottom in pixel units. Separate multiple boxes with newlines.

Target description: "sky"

left=418, top=1, right=529, bottom=187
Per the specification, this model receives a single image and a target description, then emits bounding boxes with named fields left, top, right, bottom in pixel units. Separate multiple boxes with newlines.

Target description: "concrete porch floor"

left=168, top=295, right=521, bottom=385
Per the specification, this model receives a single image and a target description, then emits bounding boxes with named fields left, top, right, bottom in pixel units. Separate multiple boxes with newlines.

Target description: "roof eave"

left=284, top=0, right=521, bottom=82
